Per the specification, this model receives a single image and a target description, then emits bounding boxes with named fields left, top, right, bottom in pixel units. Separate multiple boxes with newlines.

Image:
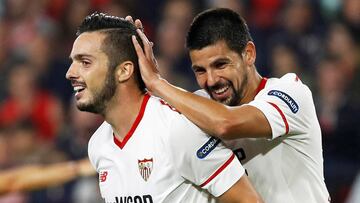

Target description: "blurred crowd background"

left=0, top=0, right=358, bottom=202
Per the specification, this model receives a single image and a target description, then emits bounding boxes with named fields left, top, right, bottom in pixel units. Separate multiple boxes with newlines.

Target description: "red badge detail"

left=100, top=171, right=108, bottom=182
left=138, top=158, right=153, bottom=181
left=160, top=100, right=180, bottom=113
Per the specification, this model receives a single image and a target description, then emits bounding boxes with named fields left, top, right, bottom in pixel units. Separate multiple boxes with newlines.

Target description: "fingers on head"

left=134, top=19, right=143, bottom=30
left=136, top=29, right=149, bottom=43
left=125, top=16, right=134, bottom=24
left=132, top=35, right=140, bottom=48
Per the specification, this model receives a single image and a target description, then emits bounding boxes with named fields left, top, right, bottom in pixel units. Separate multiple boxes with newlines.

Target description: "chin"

left=222, top=97, right=237, bottom=106
left=76, top=104, right=90, bottom=112
left=221, top=101, right=232, bottom=106
left=77, top=102, right=93, bottom=112
left=77, top=101, right=105, bottom=114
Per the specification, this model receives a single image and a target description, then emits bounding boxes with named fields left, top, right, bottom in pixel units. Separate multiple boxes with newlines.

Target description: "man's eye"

left=82, top=61, right=91, bottom=66
left=215, top=62, right=226, bottom=69
left=194, top=68, right=205, bottom=74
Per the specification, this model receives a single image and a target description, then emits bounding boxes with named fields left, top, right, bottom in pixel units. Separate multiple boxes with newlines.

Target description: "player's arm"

left=132, top=28, right=271, bottom=140
left=218, top=175, right=263, bottom=203
left=0, top=158, right=95, bottom=194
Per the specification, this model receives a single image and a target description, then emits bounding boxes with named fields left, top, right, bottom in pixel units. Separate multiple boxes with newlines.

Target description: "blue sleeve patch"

left=196, top=137, right=221, bottom=159
left=268, top=90, right=299, bottom=113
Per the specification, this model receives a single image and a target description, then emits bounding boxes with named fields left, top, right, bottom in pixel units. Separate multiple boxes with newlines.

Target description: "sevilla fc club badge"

left=138, top=158, right=153, bottom=181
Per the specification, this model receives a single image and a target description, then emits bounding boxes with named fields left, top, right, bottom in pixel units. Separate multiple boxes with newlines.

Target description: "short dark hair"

left=186, top=8, right=253, bottom=54
left=77, top=12, right=145, bottom=91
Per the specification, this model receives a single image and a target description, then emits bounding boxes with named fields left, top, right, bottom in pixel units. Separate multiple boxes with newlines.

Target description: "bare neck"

left=240, top=68, right=263, bottom=105
left=103, top=87, right=146, bottom=141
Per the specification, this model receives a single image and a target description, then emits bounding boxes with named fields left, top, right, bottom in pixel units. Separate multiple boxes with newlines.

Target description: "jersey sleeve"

left=168, top=114, right=245, bottom=197
left=247, top=73, right=314, bottom=139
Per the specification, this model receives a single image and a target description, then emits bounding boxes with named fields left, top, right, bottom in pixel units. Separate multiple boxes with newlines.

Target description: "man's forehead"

left=193, top=40, right=231, bottom=52
left=70, top=32, right=105, bottom=58
left=190, top=42, right=230, bottom=59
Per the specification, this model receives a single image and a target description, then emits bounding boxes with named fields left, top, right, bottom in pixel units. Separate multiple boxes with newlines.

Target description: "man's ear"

left=116, top=61, right=134, bottom=83
left=243, top=41, right=256, bottom=65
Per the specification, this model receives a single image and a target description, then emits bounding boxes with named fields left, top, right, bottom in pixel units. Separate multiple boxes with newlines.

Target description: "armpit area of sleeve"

left=246, top=100, right=285, bottom=139
left=201, top=154, right=245, bottom=197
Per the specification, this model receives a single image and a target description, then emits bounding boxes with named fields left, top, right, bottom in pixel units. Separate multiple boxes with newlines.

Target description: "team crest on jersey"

left=138, top=158, right=153, bottom=181
left=268, top=90, right=299, bottom=113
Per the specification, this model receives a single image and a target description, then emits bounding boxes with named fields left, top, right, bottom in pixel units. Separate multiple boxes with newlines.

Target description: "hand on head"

left=127, top=16, right=164, bottom=94
left=125, top=16, right=144, bottom=32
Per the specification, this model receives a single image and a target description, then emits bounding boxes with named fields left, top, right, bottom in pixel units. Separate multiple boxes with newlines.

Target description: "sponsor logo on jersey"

left=100, top=171, right=108, bottom=182
left=197, top=137, right=221, bottom=159
left=105, top=195, right=153, bottom=203
left=268, top=90, right=299, bottom=113
left=138, top=158, right=153, bottom=181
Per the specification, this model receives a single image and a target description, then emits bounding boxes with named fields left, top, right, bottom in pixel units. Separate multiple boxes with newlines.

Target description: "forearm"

left=152, top=80, right=271, bottom=139
left=152, top=79, right=239, bottom=138
left=0, top=159, right=95, bottom=194
left=8, top=162, right=78, bottom=192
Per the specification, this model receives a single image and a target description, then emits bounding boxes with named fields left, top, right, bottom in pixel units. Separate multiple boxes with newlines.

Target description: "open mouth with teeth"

left=73, top=86, right=86, bottom=98
left=210, top=85, right=231, bottom=101
left=213, top=86, right=229, bottom=95
left=74, top=86, right=85, bottom=93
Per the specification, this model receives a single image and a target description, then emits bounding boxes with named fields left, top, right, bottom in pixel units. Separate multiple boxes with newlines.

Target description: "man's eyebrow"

left=209, top=58, right=230, bottom=67
left=69, top=54, right=94, bottom=61
left=191, top=64, right=204, bottom=70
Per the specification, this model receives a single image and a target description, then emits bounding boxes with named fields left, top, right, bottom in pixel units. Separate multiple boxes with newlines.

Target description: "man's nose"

left=206, top=71, right=219, bottom=87
left=66, top=63, right=78, bottom=80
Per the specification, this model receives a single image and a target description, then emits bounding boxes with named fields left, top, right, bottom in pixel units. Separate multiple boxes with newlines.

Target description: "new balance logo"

left=100, top=171, right=108, bottom=182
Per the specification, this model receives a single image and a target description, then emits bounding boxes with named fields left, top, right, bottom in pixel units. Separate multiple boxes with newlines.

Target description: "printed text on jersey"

left=197, top=137, right=221, bottom=159
left=268, top=90, right=299, bottom=113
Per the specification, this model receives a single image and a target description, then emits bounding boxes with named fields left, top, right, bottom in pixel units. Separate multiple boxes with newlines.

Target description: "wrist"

left=149, top=78, right=167, bottom=96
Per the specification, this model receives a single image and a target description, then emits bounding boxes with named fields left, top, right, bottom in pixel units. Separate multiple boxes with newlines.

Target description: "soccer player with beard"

left=66, top=12, right=262, bottom=203
left=132, top=8, right=330, bottom=203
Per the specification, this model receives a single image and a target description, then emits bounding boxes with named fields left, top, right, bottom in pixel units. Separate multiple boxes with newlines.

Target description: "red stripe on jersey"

left=255, top=77, right=268, bottom=95
left=113, top=93, right=150, bottom=149
left=268, top=102, right=289, bottom=135
left=200, top=153, right=236, bottom=187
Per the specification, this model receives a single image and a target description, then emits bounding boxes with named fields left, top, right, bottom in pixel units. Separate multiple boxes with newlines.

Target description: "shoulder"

left=255, top=74, right=315, bottom=113
left=148, top=96, right=209, bottom=153
left=270, top=73, right=310, bottom=91
left=266, top=73, right=305, bottom=88
left=88, top=121, right=112, bottom=146
left=279, top=73, right=301, bottom=82
left=168, top=112, right=208, bottom=148
left=142, top=96, right=185, bottom=140
left=147, top=95, right=182, bottom=123
left=88, top=121, right=112, bottom=166
left=260, top=73, right=313, bottom=102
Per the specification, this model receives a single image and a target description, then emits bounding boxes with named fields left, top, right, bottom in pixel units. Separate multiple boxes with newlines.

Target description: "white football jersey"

left=88, top=93, right=244, bottom=203
left=196, top=73, right=330, bottom=203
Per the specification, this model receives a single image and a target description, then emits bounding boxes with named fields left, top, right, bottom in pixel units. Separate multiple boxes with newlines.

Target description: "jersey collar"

left=113, top=93, right=150, bottom=149
left=255, top=77, right=268, bottom=96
